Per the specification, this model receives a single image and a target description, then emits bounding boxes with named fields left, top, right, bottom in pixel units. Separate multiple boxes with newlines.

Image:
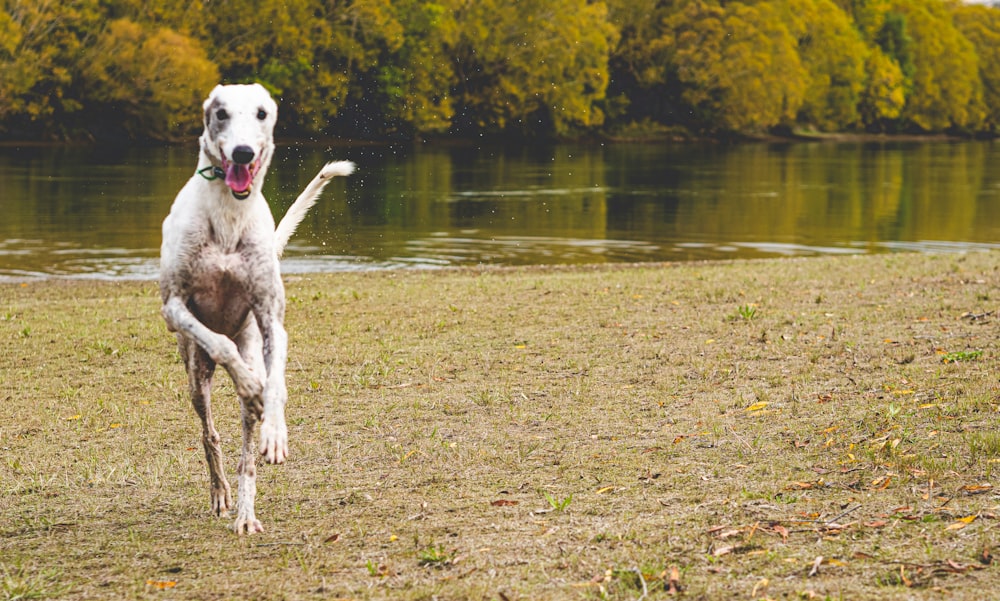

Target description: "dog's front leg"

left=161, top=296, right=265, bottom=400
left=257, top=314, right=289, bottom=465
left=247, top=275, right=290, bottom=466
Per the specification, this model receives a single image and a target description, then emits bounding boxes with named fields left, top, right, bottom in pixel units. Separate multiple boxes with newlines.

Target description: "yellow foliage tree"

left=953, top=3, right=1000, bottom=132
left=787, top=0, right=868, bottom=131
left=0, top=0, right=99, bottom=136
left=4, top=0, right=1000, bottom=139
left=377, top=0, right=459, bottom=134
left=892, top=0, right=984, bottom=131
left=81, top=19, right=218, bottom=139
left=450, top=0, right=618, bottom=136
left=859, top=48, right=906, bottom=127
left=659, top=0, right=807, bottom=133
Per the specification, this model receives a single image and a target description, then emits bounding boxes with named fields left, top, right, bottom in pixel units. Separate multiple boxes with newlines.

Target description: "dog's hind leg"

left=182, top=338, right=233, bottom=517
left=233, top=403, right=263, bottom=534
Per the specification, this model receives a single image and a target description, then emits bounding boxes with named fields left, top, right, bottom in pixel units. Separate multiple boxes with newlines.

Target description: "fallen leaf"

left=491, top=499, right=518, bottom=507
left=323, top=533, right=341, bottom=544
left=871, top=476, right=892, bottom=490
left=945, top=559, right=970, bottom=573
left=65, top=414, right=81, bottom=421
left=667, top=566, right=681, bottom=595
left=944, top=515, right=977, bottom=530
left=751, top=577, right=769, bottom=597
left=808, top=556, right=823, bottom=577
left=864, top=520, right=888, bottom=528
left=146, top=580, right=177, bottom=589
left=958, top=484, right=993, bottom=495
left=713, top=545, right=734, bottom=557
left=746, top=402, right=768, bottom=412
left=595, top=486, right=614, bottom=494
left=772, top=524, right=789, bottom=543
left=899, top=565, right=912, bottom=587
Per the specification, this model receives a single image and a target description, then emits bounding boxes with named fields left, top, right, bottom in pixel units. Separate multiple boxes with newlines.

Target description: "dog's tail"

left=274, top=161, right=355, bottom=257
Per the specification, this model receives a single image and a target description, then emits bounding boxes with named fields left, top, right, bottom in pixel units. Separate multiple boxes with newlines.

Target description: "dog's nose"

left=232, top=145, right=255, bottom=165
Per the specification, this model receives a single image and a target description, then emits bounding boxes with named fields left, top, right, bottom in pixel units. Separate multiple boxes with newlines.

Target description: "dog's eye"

left=256, top=109, right=267, bottom=121
left=216, top=109, right=229, bottom=121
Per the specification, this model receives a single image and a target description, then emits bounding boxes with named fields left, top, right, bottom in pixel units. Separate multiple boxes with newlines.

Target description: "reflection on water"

left=1, top=140, right=999, bottom=280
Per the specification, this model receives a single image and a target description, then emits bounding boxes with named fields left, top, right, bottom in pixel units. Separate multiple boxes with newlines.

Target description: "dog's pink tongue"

left=225, top=163, right=252, bottom=193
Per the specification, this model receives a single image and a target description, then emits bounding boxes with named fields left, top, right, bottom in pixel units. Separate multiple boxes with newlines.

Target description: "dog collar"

left=197, top=165, right=226, bottom=181
left=197, top=165, right=251, bottom=200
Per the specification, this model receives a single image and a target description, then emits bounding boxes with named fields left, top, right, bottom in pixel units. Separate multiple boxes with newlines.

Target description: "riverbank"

left=2, top=253, right=999, bottom=599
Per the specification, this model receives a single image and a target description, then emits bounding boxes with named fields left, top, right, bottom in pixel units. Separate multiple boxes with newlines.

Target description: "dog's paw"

left=320, top=161, right=355, bottom=179
left=211, top=483, right=233, bottom=517
left=233, top=513, right=264, bottom=535
left=259, top=416, right=288, bottom=464
left=234, top=369, right=265, bottom=405
left=243, top=388, right=265, bottom=420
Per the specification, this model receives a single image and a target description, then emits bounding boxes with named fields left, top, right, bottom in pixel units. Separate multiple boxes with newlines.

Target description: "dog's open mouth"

left=221, top=156, right=261, bottom=200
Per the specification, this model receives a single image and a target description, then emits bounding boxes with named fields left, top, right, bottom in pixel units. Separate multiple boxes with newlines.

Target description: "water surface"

left=1, top=141, right=999, bottom=280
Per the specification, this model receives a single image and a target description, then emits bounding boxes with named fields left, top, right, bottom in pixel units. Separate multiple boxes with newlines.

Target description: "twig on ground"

left=630, top=566, right=648, bottom=601
left=961, top=311, right=994, bottom=322
left=823, top=504, right=862, bottom=526
left=255, top=542, right=306, bottom=547
left=728, top=426, right=756, bottom=455
left=808, top=556, right=823, bottom=577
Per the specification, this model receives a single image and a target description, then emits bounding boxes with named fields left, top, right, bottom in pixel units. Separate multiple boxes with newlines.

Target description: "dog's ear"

left=203, top=85, right=224, bottom=127
left=249, top=83, right=279, bottom=116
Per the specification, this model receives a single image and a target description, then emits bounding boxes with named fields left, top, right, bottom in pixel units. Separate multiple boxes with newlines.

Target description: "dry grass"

left=2, top=252, right=999, bottom=600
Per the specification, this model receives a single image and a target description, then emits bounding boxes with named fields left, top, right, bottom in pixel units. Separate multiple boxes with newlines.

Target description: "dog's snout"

left=232, top=145, right=255, bottom=165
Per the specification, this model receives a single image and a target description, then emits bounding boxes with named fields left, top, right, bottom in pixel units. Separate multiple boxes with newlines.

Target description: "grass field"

left=2, top=252, right=999, bottom=600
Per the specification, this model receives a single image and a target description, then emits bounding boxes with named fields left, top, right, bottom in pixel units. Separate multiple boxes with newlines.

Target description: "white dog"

left=159, top=83, right=353, bottom=533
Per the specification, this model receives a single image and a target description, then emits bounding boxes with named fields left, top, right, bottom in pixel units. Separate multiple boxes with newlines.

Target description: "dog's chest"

left=187, top=245, right=254, bottom=335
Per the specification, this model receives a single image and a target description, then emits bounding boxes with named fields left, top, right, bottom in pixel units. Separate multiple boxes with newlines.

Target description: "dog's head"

left=200, top=84, right=278, bottom=200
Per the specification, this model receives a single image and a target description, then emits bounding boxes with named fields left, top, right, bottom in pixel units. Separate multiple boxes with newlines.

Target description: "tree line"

left=1, top=0, right=998, bottom=142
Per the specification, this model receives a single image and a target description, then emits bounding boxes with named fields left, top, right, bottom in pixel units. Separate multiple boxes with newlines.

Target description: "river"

left=1, top=140, right=998, bottom=280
